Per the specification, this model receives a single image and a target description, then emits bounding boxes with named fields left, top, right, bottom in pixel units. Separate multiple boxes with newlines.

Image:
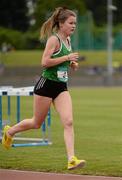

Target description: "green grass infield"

left=0, top=87, right=122, bottom=177
left=0, top=50, right=122, bottom=67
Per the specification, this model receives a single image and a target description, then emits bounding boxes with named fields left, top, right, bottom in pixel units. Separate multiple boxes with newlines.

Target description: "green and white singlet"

left=42, top=34, right=72, bottom=82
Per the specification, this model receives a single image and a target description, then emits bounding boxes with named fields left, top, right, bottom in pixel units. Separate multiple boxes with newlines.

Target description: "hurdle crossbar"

left=0, top=86, right=52, bottom=147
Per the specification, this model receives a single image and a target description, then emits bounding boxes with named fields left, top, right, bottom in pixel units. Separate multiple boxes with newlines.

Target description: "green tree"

left=0, top=0, right=29, bottom=31
left=34, top=0, right=86, bottom=30
left=85, top=0, right=120, bottom=26
left=113, top=0, right=122, bottom=24
left=85, top=0, right=107, bottom=26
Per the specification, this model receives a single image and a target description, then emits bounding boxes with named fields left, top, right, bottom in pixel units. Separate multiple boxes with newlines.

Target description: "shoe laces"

left=69, top=156, right=78, bottom=163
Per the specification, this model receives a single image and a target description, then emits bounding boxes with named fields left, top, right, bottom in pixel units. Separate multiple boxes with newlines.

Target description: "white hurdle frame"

left=0, top=86, right=52, bottom=147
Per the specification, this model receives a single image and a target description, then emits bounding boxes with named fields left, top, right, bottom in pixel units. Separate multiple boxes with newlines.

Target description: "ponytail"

left=40, top=7, right=62, bottom=40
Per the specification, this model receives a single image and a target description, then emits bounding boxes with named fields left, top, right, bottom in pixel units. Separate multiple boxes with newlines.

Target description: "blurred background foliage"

left=0, top=0, right=122, bottom=50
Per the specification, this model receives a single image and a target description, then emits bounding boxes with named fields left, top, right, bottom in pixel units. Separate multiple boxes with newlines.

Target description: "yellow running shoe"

left=68, top=156, right=86, bottom=170
left=2, top=125, right=13, bottom=149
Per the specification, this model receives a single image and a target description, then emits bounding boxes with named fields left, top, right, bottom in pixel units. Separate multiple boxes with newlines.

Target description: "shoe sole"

left=68, top=160, right=86, bottom=170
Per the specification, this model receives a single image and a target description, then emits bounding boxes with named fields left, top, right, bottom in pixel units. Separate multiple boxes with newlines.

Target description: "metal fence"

left=72, top=12, right=122, bottom=50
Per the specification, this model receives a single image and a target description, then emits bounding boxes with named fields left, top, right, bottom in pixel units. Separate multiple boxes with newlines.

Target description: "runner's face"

left=60, top=16, right=76, bottom=36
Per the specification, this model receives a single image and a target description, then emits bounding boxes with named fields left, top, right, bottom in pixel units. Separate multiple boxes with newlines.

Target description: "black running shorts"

left=34, top=76, right=68, bottom=100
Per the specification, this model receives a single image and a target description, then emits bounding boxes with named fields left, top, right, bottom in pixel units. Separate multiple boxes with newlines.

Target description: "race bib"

left=57, top=67, right=68, bottom=82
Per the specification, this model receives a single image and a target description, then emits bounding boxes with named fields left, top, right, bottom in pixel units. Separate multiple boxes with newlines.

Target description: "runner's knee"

left=63, top=117, right=73, bottom=128
left=32, top=118, right=41, bottom=129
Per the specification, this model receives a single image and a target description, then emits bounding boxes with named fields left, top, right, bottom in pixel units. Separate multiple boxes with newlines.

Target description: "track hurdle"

left=0, top=86, right=52, bottom=147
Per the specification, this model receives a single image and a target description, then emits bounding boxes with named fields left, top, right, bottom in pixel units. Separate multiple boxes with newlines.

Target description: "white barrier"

left=0, top=86, right=52, bottom=147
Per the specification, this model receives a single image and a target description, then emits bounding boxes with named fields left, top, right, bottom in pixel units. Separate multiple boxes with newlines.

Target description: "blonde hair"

left=40, top=7, right=76, bottom=40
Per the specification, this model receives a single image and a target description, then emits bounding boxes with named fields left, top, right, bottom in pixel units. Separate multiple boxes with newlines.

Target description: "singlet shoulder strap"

left=52, top=33, right=62, bottom=55
left=54, top=33, right=61, bottom=42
